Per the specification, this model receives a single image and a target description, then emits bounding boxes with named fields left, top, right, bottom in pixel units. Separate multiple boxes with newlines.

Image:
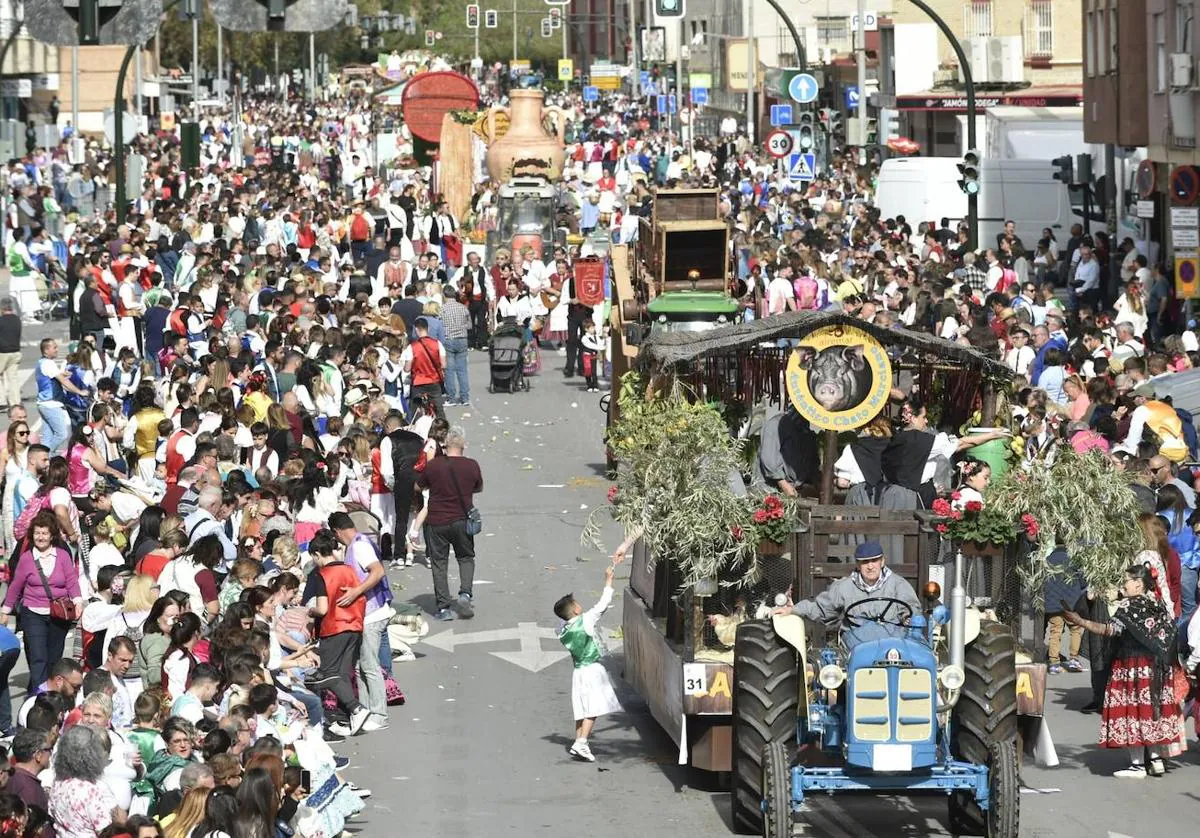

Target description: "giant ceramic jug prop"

left=485, top=89, right=566, bottom=182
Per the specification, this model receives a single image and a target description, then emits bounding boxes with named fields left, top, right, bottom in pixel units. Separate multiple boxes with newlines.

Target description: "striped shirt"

left=441, top=298, right=471, bottom=340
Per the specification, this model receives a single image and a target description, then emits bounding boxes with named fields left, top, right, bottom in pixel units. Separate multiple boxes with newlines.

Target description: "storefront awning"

left=896, top=85, right=1082, bottom=112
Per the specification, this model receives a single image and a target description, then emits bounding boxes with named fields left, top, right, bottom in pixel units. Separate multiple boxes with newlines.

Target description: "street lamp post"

left=906, top=0, right=977, bottom=249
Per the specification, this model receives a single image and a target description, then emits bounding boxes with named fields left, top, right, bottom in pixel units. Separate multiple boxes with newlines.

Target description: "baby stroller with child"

left=488, top=322, right=531, bottom=393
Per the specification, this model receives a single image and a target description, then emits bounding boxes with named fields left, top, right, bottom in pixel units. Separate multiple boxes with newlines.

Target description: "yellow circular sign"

left=785, top=325, right=893, bottom=432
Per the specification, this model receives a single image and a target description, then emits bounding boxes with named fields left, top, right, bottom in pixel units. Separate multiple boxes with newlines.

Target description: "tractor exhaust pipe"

left=948, top=549, right=967, bottom=672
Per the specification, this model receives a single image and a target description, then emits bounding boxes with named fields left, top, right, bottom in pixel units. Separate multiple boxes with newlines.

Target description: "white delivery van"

left=874, top=157, right=1077, bottom=252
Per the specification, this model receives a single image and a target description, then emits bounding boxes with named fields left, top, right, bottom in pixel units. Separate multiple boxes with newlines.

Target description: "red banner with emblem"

left=574, top=257, right=606, bottom=308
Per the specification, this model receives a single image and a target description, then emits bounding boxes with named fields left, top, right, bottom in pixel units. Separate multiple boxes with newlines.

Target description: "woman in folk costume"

left=1064, top=564, right=1185, bottom=778
left=553, top=556, right=624, bottom=763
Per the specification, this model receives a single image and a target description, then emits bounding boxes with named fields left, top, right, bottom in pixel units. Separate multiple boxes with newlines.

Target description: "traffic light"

left=466, top=4, right=479, bottom=28
left=208, top=0, right=348, bottom=32
left=485, top=9, right=498, bottom=27
left=1075, top=152, right=1093, bottom=185
left=797, top=111, right=815, bottom=151
left=958, top=149, right=981, bottom=195
left=548, top=7, right=561, bottom=28
left=24, top=0, right=163, bottom=46
left=880, top=108, right=899, bottom=143
left=541, top=18, right=551, bottom=37
left=1052, top=155, right=1073, bottom=184
left=425, top=29, right=435, bottom=45
left=655, top=0, right=685, bottom=18
left=180, top=122, right=201, bottom=170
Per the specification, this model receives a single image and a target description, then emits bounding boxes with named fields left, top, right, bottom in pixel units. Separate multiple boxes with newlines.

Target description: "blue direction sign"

left=845, top=85, right=860, bottom=111
left=644, top=79, right=658, bottom=96
left=656, top=94, right=666, bottom=113
left=770, top=103, right=793, bottom=127
left=639, top=70, right=651, bottom=89
left=788, top=152, right=816, bottom=183
left=691, top=87, right=708, bottom=105
left=788, top=72, right=819, bottom=104
left=583, top=85, right=599, bottom=102
left=668, top=94, right=677, bottom=114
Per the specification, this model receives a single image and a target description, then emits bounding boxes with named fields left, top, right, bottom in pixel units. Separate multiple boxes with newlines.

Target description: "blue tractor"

left=730, top=558, right=1019, bottom=837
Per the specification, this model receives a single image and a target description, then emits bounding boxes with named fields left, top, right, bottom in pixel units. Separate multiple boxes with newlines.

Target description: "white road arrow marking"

left=491, top=622, right=570, bottom=673
left=424, top=622, right=570, bottom=672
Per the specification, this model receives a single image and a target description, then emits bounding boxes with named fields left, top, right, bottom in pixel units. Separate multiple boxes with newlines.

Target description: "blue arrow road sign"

left=788, top=152, right=816, bottom=183
left=583, top=85, right=599, bottom=102
left=691, top=87, right=708, bottom=105
left=845, top=85, right=860, bottom=111
left=788, top=72, right=819, bottom=104
left=770, top=103, right=793, bottom=127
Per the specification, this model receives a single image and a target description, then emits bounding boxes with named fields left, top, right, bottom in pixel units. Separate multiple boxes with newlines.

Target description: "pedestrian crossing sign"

left=788, top=152, right=816, bottom=182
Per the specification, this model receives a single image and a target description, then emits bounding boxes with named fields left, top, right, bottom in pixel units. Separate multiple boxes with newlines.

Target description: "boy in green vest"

left=553, top=557, right=624, bottom=762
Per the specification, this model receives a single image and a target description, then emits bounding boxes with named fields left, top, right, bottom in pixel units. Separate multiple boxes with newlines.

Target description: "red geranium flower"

left=752, top=509, right=768, bottom=524
left=607, top=486, right=619, bottom=503
left=931, top=498, right=952, bottom=517
left=763, top=495, right=782, bottom=510
left=965, top=500, right=983, bottom=513
left=730, top=525, right=744, bottom=541
left=768, top=508, right=784, bottom=520
left=935, top=523, right=948, bottom=534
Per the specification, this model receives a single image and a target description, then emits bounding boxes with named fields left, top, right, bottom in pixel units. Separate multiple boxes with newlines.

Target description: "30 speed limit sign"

left=765, top=129, right=793, bottom=159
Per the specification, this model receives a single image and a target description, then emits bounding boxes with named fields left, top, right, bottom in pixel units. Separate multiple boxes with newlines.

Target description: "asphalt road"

left=5, top=280, right=1192, bottom=837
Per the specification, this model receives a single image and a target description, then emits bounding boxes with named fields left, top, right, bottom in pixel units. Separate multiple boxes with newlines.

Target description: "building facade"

left=889, top=0, right=1083, bottom=86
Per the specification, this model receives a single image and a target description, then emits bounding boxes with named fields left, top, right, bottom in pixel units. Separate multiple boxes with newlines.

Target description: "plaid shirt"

left=441, top=298, right=471, bottom=340
left=960, top=264, right=988, bottom=295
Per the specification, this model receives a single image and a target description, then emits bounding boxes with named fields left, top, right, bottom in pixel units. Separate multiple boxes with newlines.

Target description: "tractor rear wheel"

left=731, top=620, right=798, bottom=835
left=761, top=740, right=792, bottom=838
left=949, top=620, right=1019, bottom=836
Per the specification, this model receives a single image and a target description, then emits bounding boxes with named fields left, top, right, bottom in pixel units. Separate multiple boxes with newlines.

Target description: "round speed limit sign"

left=765, top=129, right=793, bottom=159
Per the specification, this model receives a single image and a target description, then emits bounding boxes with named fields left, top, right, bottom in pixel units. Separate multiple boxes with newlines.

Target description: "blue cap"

left=854, top=541, right=884, bottom=561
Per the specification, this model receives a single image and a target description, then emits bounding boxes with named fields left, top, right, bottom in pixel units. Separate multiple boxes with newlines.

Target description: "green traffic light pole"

left=907, top=0, right=977, bottom=250
left=114, top=0, right=185, bottom=217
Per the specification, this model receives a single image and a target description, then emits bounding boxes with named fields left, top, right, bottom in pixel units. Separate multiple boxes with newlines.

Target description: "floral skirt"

left=1099, top=655, right=1184, bottom=749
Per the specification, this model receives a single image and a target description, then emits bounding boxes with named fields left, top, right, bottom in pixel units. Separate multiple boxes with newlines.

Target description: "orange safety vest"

left=317, top=562, right=366, bottom=637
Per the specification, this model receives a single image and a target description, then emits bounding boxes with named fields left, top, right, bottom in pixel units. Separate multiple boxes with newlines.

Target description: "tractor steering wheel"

left=842, top=597, right=915, bottom=629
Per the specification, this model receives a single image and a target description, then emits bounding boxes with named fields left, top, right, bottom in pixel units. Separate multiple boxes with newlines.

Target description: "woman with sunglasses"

left=0, top=419, right=31, bottom=553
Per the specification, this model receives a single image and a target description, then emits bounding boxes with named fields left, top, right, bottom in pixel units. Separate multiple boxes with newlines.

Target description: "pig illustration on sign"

left=795, top=345, right=874, bottom=412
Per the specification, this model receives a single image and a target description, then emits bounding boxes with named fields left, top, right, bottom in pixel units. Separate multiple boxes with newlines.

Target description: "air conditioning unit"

left=959, top=36, right=991, bottom=84
left=1171, top=53, right=1194, bottom=88
left=988, top=36, right=1025, bottom=83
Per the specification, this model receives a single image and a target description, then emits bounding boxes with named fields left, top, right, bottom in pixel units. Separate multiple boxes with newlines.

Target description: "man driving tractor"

left=774, top=541, right=922, bottom=646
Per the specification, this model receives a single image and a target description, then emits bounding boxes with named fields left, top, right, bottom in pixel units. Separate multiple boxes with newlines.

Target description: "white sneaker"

left=349, top=784, right=372, bottom=798
left=328, top=722, right=352, bottom=737
left=394, top=650, right=417, bottom=662
left=361, top=715, right=388, bottom=732
left=1113, top=764, right=1147, bottom=779
left=568, top=741, right=595, bottom=762
left=348, top=706, right=371, bottom=735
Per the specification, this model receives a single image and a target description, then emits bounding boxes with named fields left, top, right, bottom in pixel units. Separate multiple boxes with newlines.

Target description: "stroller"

left=488, top=322, right=531, bottom=393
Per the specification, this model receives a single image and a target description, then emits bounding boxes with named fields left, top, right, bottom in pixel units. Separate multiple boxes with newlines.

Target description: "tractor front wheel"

left=984, top=740, right=1020, bottom=838
left=949, top=620, right=1019, bottom=836
left=761, top=740, right=792, bottom=838
left=731, top=621, right=799, bottom=835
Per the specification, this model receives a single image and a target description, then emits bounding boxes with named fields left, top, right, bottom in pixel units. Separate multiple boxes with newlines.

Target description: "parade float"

left=592, top=313, right=1043, bottom=838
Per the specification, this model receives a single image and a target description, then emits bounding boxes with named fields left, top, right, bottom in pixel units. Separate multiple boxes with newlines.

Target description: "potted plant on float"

left=750, top=493, right=799, bottom=556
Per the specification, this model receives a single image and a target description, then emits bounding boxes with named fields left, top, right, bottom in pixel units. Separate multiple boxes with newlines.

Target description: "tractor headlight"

left=939, top=665, right=965, bottom=691
left=818, top=664, right=846, bottom=690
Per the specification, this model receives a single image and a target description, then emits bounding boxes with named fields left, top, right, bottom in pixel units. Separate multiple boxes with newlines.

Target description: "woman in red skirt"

left=1065, top=564, right=1183, bottom=778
